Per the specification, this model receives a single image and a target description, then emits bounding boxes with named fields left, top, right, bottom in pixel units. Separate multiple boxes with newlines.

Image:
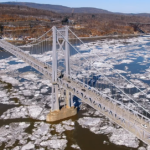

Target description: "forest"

left=1, top=4, right=150, bottom=38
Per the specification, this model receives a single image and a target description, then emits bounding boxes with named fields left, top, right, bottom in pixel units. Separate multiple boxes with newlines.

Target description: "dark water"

left=0, top=36, right=149, bottom=149
left=114, top=57, right=148, bottom=74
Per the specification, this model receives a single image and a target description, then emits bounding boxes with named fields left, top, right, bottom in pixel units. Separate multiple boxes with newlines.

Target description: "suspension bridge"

left=0, top=26, right=150, bottom=145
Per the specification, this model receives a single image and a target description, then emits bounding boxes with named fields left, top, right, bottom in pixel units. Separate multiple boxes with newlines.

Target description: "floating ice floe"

left=78, top=117, right=103, bottom=134
left=40, top=79, right=52, bottom=86
left=0, top=106, right=28, bottom=119
left=28, top=105, right=43, bottom=119
left=21, top=142, right=35, bottom=150
left=0, top=105, right=49, bottom=120
left=6, top=63, right=29, bottom=71
left=71, top=144, right=81, bottom=149
left=93, top=62, right=113, bottom=68
left=147, top=145, right=150, bottom=150
left=39, top=55, right=52, bottom=62
left=0, top=90, right=7, bottom=98
left=22, top=90, right=33, bottom=96
left=109, top=128, right=139, bottom=148
left=100, top=125, right=116, bottom=135
left=78, top=116, right=139, bottom=148
left=0, top=122, right=30, bottom=148
left=21, top=72, right=39, bottom=81
left=40, top=139, right=67, bottom=150
left=62, top=119, right=75, bottom=126
left=41, top=88, right=48, bottom=94
left=0, top=75, right=19, bottom=86
left=119, top=59, right=133, bottom=64
left=138, top=147, right=146, bottom=150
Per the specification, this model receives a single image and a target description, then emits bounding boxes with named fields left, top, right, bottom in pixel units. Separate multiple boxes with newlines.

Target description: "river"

left=0, top=35, right=150, bottom=150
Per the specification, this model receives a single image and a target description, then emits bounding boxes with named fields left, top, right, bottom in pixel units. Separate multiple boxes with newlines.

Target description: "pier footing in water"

left=46, top=106, right=77, bottom=122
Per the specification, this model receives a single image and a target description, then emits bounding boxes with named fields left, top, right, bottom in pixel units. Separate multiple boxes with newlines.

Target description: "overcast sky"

left=1, top=0, right=150, bottom=13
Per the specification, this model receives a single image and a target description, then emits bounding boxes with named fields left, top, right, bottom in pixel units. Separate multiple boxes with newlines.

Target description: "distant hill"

left=0, top=4, right=59, bottom=17
left=0, top=2, right=112, bottom=14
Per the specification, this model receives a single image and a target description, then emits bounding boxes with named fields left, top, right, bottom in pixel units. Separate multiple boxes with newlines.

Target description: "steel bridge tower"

left=47, top=26, right=77, bottom=121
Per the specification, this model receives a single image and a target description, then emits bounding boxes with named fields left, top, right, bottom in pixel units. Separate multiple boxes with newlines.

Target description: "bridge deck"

left=0, top=39, right=150, bottom=145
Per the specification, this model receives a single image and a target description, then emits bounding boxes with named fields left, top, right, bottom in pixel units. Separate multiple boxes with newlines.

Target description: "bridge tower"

left=47, top=26, right=77, bottom=122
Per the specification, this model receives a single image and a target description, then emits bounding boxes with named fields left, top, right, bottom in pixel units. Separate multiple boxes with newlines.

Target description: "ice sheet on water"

left=71, top=144, right=81, bottom=149
left=0, top=75, right=19, bottom=86
left=100, top=125, right=116, bottom=135
left=0, top=105, right=47, bottom=120
left=78, top=116, right=139, bottom=147
left=130, top=79, right=147, bottom=88
left=62, top=125, right=74, bottom=131
left=147, top=146, right=150, bottom=150
left=6, top=63, right=29, bottom=71
left=126, top=84, right=135, bottom=89
left=41, top=88, right=48, bottom=93
left=40, top=139, right=67, bottom=150
left=21, top=72, right=39, bottom=81
left=62, top=119, right=75, bottom=126
left=22, top=90, right=33, bottom=96
left=39, top=55, right=52, bottom=62
left=114, top=69, right=127, bottom=74
left=109, top=128, right=139, bottom=148
left=54, top=124, right=65, bottom=134
left=0, top=106, right=28, bottom=119
left=39, top=79, right=52, bottom=86
left=31, top=122, right=50, bottom=137
left=28, top=105, right=43, bottom=119
left=93, top=62, right=113, bottom=68
left=21, top=142, right=35, bottom=150
left=78, top=117, right=102, bottom=129
left=138, top=147, right=146, bottom=150
left=0, top=90, right=7, bottom=98
left=38, top=108, right=50, bottom=121
left=78, top=116, right=115, bottom=135
left=102, top=88, right=111, bottom=94
left=0, top=122, right=30, bottom=148
left=119, top=59, right=133, bottom=64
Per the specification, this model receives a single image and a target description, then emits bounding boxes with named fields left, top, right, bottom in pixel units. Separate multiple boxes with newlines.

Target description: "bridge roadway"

left=0, top=39, right=150, bottom=145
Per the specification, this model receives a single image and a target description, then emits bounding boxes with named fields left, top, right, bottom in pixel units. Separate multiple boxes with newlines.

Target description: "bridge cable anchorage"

left=67, top=26, right=148, bottom=97
left=56, top=28, right=150, bottom=117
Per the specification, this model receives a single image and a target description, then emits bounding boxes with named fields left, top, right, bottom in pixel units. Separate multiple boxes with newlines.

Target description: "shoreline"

left=4, top=33, right=147, bottom=44
left=79, top=33, right=145, bottom=40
